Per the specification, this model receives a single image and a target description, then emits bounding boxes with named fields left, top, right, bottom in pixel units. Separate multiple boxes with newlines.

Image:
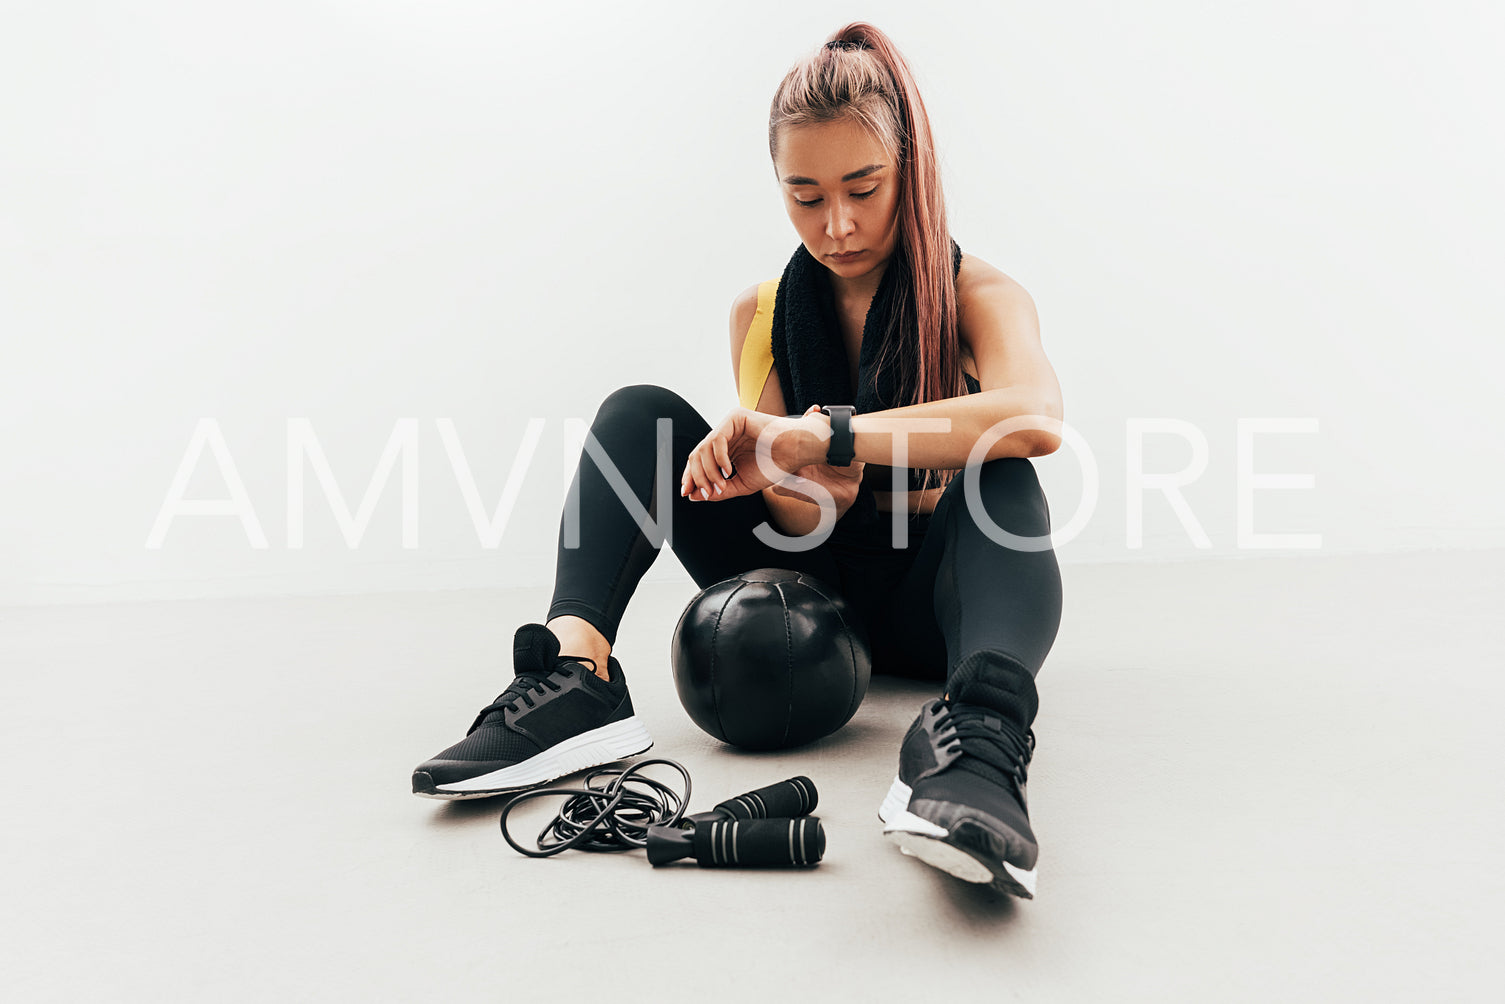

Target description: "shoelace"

left=467, top=665, right=575, bottom=733
left=932, top=699, right=1036, bottom=788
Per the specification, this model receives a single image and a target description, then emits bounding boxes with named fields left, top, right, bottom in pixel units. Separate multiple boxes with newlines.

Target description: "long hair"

left=768, top=22, right=965, bottom=493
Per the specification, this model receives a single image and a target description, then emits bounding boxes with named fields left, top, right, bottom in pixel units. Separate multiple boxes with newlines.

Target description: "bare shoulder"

left=953, top=250, right=1061, bottom=443
left=956, top=252, right=1040, bottom=351
left=957, top=252, right=1036, bottom=319
left=729, top=282, right=762, bottom=350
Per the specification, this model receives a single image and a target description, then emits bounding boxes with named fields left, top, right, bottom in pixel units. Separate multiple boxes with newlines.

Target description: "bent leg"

left=871, top=458, right=1061, bottom=895
left=546, top=383, right=841, bottom=647
left=881, top=457, right=1064, bottom=699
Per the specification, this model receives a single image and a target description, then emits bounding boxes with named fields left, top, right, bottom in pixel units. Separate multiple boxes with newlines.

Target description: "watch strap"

left=819, top=405, right=856, bottom=467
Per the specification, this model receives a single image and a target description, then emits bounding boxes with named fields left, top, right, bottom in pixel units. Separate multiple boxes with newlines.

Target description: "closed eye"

left=794, top=187, right=879, bottom=208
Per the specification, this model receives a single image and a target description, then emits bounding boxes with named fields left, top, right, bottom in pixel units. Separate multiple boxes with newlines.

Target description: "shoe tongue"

left=954, top=753, right=1013, bottom=789
left=947, top=654, right=1038, bottom=732
left=513, top=623, right=562, bottom=674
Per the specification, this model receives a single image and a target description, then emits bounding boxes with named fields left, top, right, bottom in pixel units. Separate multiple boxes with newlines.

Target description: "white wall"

left=3, top=0, right=1501, bottom=605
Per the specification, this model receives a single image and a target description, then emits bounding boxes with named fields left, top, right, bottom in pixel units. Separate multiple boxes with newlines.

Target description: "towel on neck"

left=768, top=237, right=965, bottom=530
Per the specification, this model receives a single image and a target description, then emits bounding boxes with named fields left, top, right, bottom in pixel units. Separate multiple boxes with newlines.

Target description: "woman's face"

left=774, top=117, right=901, bottom=280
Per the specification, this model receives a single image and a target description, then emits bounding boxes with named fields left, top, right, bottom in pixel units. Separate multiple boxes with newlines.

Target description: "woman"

left=412, top=23, right=1064, bottom=898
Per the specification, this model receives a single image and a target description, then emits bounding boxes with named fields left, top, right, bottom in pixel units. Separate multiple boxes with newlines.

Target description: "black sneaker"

left=877, top=653, right=1040, bottom=897
left=412, top=623, right=652, bottom=800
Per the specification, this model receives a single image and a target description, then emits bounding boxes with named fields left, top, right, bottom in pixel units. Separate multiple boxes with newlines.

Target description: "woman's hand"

left=680, top=404, right=837, bottom=503
left=767, top=405, right=866, bottom=517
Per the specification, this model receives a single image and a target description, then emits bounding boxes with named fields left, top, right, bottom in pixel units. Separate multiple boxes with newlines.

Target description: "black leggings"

left=546, top=384, right=1063, bottom=688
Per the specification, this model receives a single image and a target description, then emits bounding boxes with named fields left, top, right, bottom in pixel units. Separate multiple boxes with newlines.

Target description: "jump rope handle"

left=684, top=776, right=818, bottom=826
left=646, top=816, right=825, bottom=868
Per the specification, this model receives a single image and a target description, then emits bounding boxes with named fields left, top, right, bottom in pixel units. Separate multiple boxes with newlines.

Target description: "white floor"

left=3, top=548, right=1501, bottom=1002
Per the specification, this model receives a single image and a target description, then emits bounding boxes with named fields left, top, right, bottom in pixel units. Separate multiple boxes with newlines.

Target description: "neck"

left=826, top=253, right=890, bottom=308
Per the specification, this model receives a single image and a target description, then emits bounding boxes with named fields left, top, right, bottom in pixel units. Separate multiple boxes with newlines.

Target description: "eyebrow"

left=780, top=164, right=887, bottom=186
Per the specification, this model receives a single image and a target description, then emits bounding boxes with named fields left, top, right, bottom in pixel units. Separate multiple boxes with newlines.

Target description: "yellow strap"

left=737, top=279, right=779, bottom=410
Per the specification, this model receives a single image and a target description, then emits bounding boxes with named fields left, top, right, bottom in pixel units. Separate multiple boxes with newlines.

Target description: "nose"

left=825, top=200, right=856, bottom=242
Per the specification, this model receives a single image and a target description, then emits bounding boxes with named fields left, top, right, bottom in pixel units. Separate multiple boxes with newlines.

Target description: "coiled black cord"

left=498, top=758, right=692, bottom=858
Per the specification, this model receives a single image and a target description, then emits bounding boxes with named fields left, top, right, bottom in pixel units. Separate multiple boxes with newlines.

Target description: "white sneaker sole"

left=414, top=716, right=653, bottom=800
left=877, top=775, right=1037, bottom=897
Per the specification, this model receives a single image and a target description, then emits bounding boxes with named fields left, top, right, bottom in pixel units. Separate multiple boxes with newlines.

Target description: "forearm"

left=804, top=388, right=1061, bottom=469
left=760, top=486, right=826, bottom=537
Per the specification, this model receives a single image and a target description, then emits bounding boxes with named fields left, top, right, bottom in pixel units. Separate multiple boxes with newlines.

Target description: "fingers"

left=680, top=452, right=715, bottom=500
left=712, top=438, right=735, bottom=489
left=680, top=441, right=730, bottom=501
left=680, top=411, right=757, bottom=501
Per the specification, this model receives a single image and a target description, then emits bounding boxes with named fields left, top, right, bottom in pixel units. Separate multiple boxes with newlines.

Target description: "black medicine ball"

left=670, top=568, right=872, bottom=751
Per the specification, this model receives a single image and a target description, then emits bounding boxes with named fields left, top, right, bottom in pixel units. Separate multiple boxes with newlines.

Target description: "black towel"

left=769, top=237, right=964, bottom=530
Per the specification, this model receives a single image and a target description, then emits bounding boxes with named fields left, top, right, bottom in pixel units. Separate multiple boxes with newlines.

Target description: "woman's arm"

left=689, top=261, right=1063, bottom=506
left=789, top=268, right=1064, bottom=470
left=762, top=485, right=825, bottom=537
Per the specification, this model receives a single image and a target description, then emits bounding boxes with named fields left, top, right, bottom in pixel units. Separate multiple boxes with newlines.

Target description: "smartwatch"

left=818, top=404, right=856, bottom=467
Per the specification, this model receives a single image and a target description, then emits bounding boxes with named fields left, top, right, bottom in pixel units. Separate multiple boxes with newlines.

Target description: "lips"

left=829, top=250, right=864, bottom=260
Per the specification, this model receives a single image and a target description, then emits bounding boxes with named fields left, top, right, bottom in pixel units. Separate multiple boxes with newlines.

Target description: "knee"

left=944, top=457, right=1045, bottom=502
left=939, top=457, right=1051, bottom=537
left=595, top=383, right=692, bottom=426
left=599, top=382, right=683, bottom=414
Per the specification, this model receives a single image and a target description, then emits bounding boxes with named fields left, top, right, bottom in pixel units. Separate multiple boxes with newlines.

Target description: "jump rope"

left=498, top=758, right=825, bottom=869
